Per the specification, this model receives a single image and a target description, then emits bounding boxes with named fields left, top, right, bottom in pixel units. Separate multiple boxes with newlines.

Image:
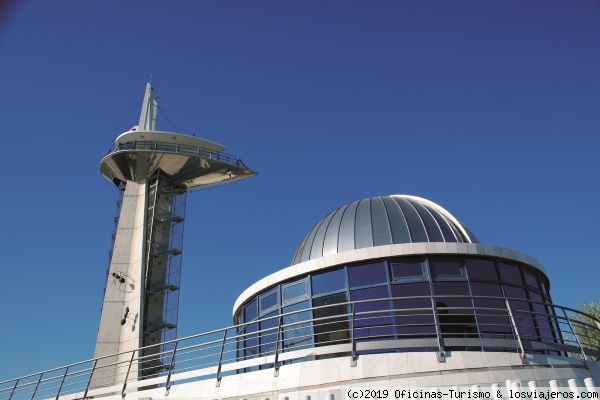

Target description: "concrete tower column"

left=91, top=83, right=255, bottom=388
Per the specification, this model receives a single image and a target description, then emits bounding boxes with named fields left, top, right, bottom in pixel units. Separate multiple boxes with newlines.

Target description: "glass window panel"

left=311, top=268, right=346, bottom=296
left=470, top=282, right=503, bottom=297
left=433, top=282, right=477, bottom=339
left=351, top=286, right=393, bottom=339
left=312, top=292, right=349, bottom=346
left=390, top=259, right=425, bottom=281
left=348, top=261, right=387, bottom=288
left=282, top=300, right=313, bottom=351
left=541, top=279, right=550, bottom=296
left=259, top=289, right=278, bottom=314
left=504, top=285, right=536, bottom=340
left=430, top=259, right=465, bottom=280
left=391, top=282, right=431, bottom=316
left=528, top=291, right=554, bottom=343
left=465, top=258, right=498, bottom=282
left=259, top=311, right=279, bottom=356
left=433, top=281, right=473, bottom=315
left=282, top=279, right=308, bottom=305
left=433, top=281, right=470, bottom=296
left=523, top=270, right=541, bottom=290
left=504, top=285, right=527, bottom=300
left=477, top=313, right=512, bottom=337
left=244, top=299, right=258, bottom=322
left=498, top=262, right=523, bottom=285
left=243, top=322, right=259, bottom=360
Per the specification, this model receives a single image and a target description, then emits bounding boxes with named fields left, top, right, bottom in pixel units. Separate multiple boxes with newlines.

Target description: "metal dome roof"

left=291, top=195, right=478, bottom=265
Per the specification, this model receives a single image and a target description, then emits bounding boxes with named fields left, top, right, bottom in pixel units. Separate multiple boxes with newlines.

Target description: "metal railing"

left=1, top=296, right=599, bottom=400
left=106, top=140, right=249, bottom=169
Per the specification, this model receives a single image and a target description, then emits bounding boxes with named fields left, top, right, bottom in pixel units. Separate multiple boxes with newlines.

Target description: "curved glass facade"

left=236, top=256, right=558, bottom=364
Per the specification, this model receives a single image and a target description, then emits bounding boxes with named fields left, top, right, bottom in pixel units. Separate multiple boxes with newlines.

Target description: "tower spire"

left=138, top=82, right=158, bottom=131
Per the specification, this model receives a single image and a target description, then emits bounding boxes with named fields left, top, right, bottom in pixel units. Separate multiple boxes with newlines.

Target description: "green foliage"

left=573, top=302, right=600, bottom=353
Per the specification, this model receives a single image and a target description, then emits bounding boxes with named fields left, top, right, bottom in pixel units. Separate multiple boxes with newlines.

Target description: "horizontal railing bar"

left=3, top=295, right=599, bottom=399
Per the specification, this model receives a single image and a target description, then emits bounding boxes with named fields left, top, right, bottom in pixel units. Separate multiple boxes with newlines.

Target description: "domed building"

left=4, top=195, right=600, bottom=400
left=228, top=195, right=600, bottom=397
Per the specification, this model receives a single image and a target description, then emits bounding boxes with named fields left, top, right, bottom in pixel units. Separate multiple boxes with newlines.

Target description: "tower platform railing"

left=106, top=140, right=249, bottom=168
left=2, top=296, right=599, bottom=400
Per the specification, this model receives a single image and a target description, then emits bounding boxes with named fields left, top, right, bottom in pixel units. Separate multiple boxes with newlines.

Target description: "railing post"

left=562, top=308, right=589, bottom=365
left=55, top=366, right=69, bottom=400
left=8, top=378, right=19, bottom=400
left=30, top=373, right=43, bottom=400
left=430, top=296, right=445, bottom=362
left=505, top=298, right=526, bottom=363
left=215, top=329, right=228, bottom=387
left=165, top=341, right=179, bottom=393
left=273, top=316, right=283, bottom=377
left=350, top=302, right=357, bottom=367
left=121, top=351, right=137, bottom=397
left=82, top=359, right=98, bottom=400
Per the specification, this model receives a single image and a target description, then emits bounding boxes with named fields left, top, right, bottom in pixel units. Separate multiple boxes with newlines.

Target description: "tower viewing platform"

left=100, top=83, right=254, bottom=189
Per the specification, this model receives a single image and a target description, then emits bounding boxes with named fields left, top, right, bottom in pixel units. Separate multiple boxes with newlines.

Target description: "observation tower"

left=93, top=83, right=255, bottom=386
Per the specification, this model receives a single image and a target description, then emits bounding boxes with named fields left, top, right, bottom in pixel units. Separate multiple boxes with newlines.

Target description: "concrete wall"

left=91, top=182, right=147, bottom=388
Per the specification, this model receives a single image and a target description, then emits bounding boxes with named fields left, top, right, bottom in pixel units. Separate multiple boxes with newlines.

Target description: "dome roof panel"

left=291, top=195, right=478, bottom=265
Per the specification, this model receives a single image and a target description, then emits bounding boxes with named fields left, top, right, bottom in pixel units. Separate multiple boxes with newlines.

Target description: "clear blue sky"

left=0, top=0, right=598, bottom=379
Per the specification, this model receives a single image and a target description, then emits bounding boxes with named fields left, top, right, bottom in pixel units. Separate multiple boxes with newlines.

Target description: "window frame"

left=311, top=266, right=349, bottom=298
left=429, top=258, right=467, bottom=281
left=259, top=287, right=280, bottom=316
left=282, top=277, right=310, bottom=306
left=389, top=259, right=428, bottom=283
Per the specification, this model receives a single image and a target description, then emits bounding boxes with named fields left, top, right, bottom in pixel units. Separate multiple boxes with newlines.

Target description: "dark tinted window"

left=260, top=289, right=278, bottom=314
left=244, top=299, right=258, bottom=322
left=351, top=286, right=390, bottom=310
left=350, top=286, right=393, bottom=338
left=311, top=268, right=346, bottom=296
left=470, top=281, right=503, bottom=296
left=259, top=311, right=279, bottom=356
left=498, top=262, right=523, bottom=285
left=430, top=259, right=464, bottom=279
left=523, top=270, right=541, bottom=290
left=391, top=282, right=431, bottom=314
left=348, top=261, right=387, bottom=288
left=433, top=281, right=472, bottom=314
left=244, top=322, right=259, bottom=360
left=390, top=260, right=425, bottom=281
left=433, top=281, right=470, bottom=296
left=312, top=292, right=349, bottom=345
left=466, top=258, right=498, bottom=281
